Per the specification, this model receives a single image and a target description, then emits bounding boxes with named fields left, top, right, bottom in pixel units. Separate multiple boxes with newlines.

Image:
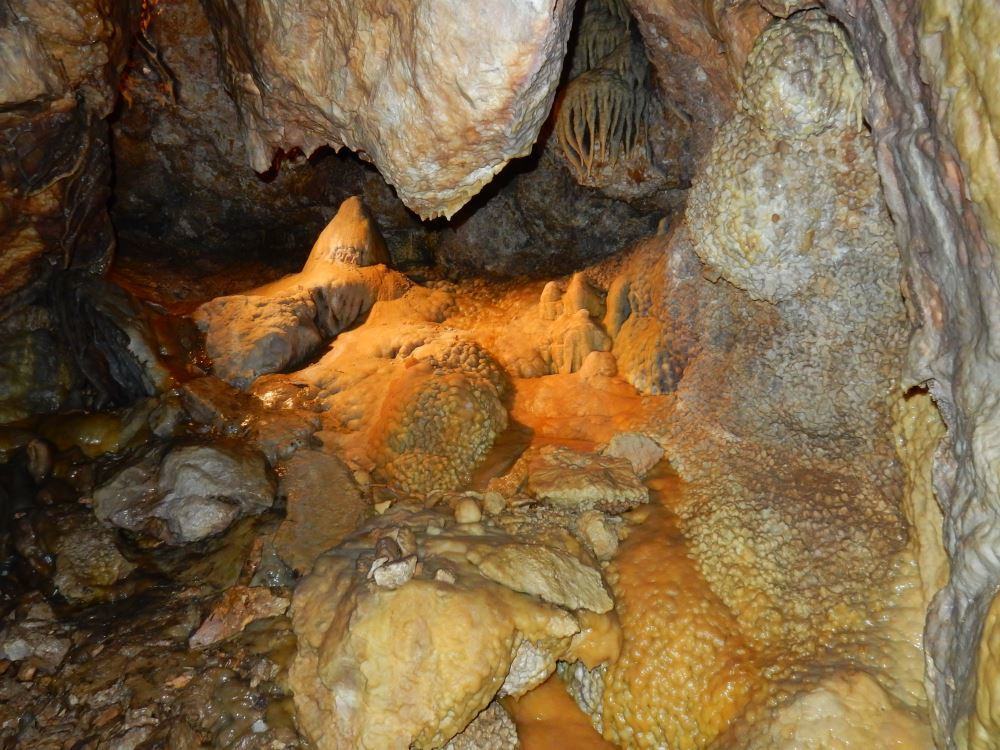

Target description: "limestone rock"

left=0, top=0, right=136, bottom=308
left=280, top=316, right=509, bottom=495
left=201, top=0, right=576, bottom=219
left=52, top=514, right=136, bottom=605
left=194, top=293, right=323, bottom=388
left=194, top=197, right=411, bottom=388
left=93, top=442, right=275, bottom=545
left=0, top=622, right=70, bottom=671
left=443, top=702, right=518, bottom=750
left=727, top=671, right=933, bottom=749
left=574, top=510, right=619, bottom=561
left=468, top=543, right=614, bottom=613
left=627, top=0, right=768, bottom=159
left=289, top=505, right=618, bottom=749
left=601, top=432, right=663, bottom=477
left=157, top=445, right=275, bottom=543
left=303, top=197, right=389, bottom=270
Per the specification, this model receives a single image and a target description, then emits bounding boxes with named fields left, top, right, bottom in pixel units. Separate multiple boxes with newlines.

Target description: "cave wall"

left=199, top=0, right=578, bottom=219
left=112, top=0, right=433, bottom=267
left=0, top=0, right=138, bottom=313
left=824, top=0, right=1000, bottom=746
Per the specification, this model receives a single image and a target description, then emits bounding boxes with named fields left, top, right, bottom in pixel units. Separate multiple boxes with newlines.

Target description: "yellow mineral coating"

left=598, top=469, right=764, bottom=749
left=962, top=588, right=1000, bottom=750
left=892, top=390, right=949, bottom=624
left=921, top=0, right=1000, bottom=253
left=729, top=670, right=935, bottom=749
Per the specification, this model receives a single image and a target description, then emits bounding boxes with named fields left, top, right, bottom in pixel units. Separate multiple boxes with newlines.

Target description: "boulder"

left=93, top=442, right=275, bottom=544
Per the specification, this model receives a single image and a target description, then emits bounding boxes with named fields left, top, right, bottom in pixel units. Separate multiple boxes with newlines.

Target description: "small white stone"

left=434, top=568, right=457, bottom=584
left=373, top=555, right=417, bottom=589
left=366, top=556, right=390, bottom=580
left=373, top=500, right=392, bottom=514
left=454, top=498, right=482, bottom=524
left=251, top=719, right=268, bottom=734
left=576, top=511, right=619, bottom=561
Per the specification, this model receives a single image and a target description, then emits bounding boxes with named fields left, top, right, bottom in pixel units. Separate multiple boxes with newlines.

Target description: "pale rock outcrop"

left=561, top=14, right=925, bottom=748
left=194, top=197, right=411, bottom=387
left=846, top=0, right=1000, bottom=743
left=200, top=0, right=577, bottom=219
left=673, top=5, right=908, bottom=654
left=600, top=432, right=663, bottom=477
left=93, top=442, right=275, bottom=544
left=687, top=11, right=864, bottom=302
left=289, top=505, right=618, bottom=749
left=809, top=0, right=1000, bottom=742
left=487, top=274, right=616, bottom=379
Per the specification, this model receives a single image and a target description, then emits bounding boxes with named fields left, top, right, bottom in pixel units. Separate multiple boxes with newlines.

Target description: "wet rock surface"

left=0, top=587, right=299, bottom=749
left=94, top=441, right=276, bottom=545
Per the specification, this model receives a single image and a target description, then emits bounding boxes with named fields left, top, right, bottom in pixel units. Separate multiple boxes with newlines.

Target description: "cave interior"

left=2, top=0, right=1000, bottom=748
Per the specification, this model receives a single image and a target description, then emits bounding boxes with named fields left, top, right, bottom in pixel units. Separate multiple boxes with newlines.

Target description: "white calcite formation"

left=200, top=0, right=576, bottom=219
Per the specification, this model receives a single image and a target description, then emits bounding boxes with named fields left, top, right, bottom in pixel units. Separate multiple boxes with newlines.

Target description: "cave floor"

left=0, top=240, right=935, bottom=749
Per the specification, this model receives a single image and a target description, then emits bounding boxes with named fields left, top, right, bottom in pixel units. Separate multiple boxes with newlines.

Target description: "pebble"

left=481, top=491, right=506, bottom=516
left=373, top=555, right=416, bottom=589
left=454, top=498, right=482, bottom=524
left=434, top=568, right=457, bottom=584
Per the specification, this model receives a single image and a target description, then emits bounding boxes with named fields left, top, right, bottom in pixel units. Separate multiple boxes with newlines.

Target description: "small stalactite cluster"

left=555, top=0, right=650, bottom=185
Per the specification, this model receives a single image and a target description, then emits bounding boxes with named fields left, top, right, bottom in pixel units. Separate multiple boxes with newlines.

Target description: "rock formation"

left=194, top=197, right=411, bottom=387
left=0, top=0, right=137, bottom=309
left=289, top=489, right=625, bottom=749
left=4, top=0, right=1000, bottom=748
left=200, top=0, right=577, bottom=219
